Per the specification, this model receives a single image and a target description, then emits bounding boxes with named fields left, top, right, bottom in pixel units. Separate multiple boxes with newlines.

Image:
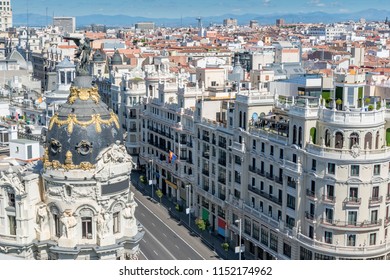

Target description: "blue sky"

left=13, top=0, right=390, bottom=17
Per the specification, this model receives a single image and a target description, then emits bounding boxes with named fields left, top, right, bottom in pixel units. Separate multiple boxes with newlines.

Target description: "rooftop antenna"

left=26, top=0, right=29, bottom=27
left=26, top=0, right=30, bottom=60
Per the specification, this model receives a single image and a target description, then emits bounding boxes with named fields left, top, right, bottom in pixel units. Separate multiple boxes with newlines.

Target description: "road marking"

left=151, top=222, right=156, bottom=227
left=140, top=250, right=148, bottom=260
left=141, top=213, right=146, bottom=217
left=135, top=197, right=205, bottom=260
left=175, top=245, right=179, bottom=249
left=153, top=250, right=158, bottom=256
left=142, top=239, right=146, bottom=243
left=142, top=226, right=177, bottom=260
left=162, top=233, right=167, bottom=238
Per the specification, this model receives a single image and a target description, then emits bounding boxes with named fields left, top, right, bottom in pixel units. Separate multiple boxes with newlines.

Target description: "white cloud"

left=263, top=0, right=271, bottom=6
left=308, top=0, right=325, bottom=7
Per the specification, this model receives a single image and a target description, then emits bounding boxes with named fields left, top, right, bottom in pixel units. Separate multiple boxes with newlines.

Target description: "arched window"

left=243, top=112, right=246, bottom=130
left=364, top=132, right=372, bottom=149
left=335, top=132, right=344, bottom=149
left=310, top=127, right=317, bottom=144
left=293, top=125, right=297, bottom=144
left=298, top=127, right=302, bottom=147
left=325, top=129, right=331, bottom=147
left=50, top=206, right=61, bottom=238
left=376, top=131, right=380, bottom=149
left=386, top=129, right=390, bottom=147
left=350, top=132, right=359, bottom=149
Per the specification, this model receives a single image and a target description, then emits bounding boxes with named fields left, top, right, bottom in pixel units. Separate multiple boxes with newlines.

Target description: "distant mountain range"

left=13, top=9, right=390, bottom=28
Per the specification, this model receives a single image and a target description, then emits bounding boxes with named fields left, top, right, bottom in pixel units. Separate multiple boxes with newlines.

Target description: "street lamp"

left=235, top=218, right=242, bottom=260
left=148, top=159, right=155, bottom=198
left=186, top=184, right=191, bottom=228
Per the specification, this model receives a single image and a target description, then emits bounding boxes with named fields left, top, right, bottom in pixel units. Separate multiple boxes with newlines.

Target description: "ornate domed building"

left=0, top=40, right=144, bottom=260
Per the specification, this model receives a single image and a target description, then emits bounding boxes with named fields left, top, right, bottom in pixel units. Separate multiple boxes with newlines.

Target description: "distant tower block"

left=276, top=18, right=285, bottom=27
left=196, top=17, right=205, bottom=37
left=0, top=0, right=12, bottom=31
left=250, top=20, right=259, bottom=29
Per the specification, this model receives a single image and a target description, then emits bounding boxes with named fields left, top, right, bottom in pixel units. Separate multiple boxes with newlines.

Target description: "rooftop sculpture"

left=63, top=35, right=94, bottom=76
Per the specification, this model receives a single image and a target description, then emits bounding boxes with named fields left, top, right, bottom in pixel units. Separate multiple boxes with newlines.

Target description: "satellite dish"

left=252, top=112, right=258, bottom=121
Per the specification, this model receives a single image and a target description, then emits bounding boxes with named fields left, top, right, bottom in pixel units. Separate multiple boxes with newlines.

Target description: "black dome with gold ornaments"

left=43, top=75, right=121, bottom=170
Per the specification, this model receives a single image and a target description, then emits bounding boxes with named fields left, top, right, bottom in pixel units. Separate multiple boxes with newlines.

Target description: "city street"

left=133, top=185, right=221, bottom=260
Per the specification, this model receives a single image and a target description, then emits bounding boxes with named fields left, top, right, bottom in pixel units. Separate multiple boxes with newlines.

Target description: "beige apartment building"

left=139, top=70, right=390, bottom=260
left=0, top=0, right=12, bottom=31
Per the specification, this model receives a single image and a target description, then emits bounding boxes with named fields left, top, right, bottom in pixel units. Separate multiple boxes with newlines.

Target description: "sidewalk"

left=131, top=171, right=239, bottom=260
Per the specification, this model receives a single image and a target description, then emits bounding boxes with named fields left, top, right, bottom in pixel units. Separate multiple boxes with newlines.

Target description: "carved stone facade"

left=0, top=74, right=144, bottom=260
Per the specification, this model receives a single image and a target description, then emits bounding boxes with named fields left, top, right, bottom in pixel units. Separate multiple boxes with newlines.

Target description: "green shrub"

left=221, top=242, right=229, bottom=251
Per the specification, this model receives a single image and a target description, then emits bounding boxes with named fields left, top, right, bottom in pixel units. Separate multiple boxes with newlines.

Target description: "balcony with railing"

left=230, top=141, right=245, bottom=153
left=196, top=186, right=225, bottom=208
left=343, top=197, right=361, bottom=206
left=249, top=165, right=256, bottom=173
left=242, top=202, right=281, bottom=229
left=306, top=189, right=317, bottom=200
left=319, top=106, right=385, bottom=126
left=283, top=159, right=302, bottom=174
left=320, top=218, right=382, bottom=231
left=202, top=169, right=209, bottom=176
left=202, top=135, right=210, bottom=142
left=266, top=172, right=274, bottom=180
left=202, top=151, right=210, bottom=159
left=257, top=168, right=265, bottom=177
left=322, top=195, right=336, bottom=204
left=296, top=231, right=390, bottom=257
left=306, top=142, right=390, bottom=160
left=248, top=185, right=282, bottom=206
left=274, top=176, right=283, bottom=184
left=305, top=211, right=315, bottom=221
left=369, top=196, right=383, bottom=206
left=287, top=180, right=297, bottom=189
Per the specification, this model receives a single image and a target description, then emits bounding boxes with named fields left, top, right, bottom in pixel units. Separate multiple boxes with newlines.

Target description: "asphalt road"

left=133, top=187, right=220, bottom=260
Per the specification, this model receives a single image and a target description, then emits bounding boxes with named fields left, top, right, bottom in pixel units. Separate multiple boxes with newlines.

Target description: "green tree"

left=155, top=189, right=163, bottom=203
left=336, top=99, right=343, bottom=110
left=139, top=175, right=146, bottom=184
left=221, top=242, right=229, bottom=259
left=195, top=218, right=206, bottom=233
left=221, top=242, right=229, bottom=251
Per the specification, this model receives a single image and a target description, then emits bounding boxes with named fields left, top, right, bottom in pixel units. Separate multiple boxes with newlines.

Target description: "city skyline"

left=13, top=0, right=390, bottom=18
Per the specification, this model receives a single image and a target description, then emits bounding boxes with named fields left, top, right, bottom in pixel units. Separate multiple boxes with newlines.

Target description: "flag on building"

left=171, top=152, right=177, bottom=164
left=168, top=150, right=177, bottom=164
